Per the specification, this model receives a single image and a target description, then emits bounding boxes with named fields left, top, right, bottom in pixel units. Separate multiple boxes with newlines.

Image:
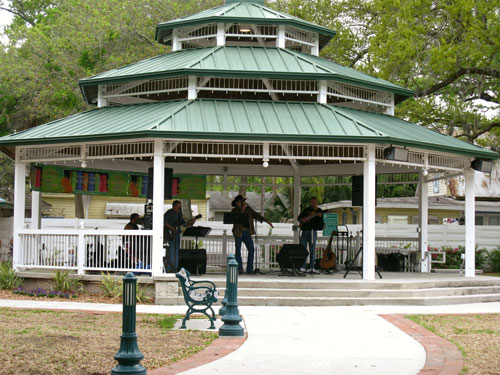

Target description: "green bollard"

left=111, top=272, right=147, bottom=375
left=219, top=257, right=244, bottom=337
left=219, top=254, right=235, bottom=317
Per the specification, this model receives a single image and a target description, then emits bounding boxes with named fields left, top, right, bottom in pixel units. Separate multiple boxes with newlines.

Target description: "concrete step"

left=196, top=278, right=500, bottom=291
left=233, top=286, right=500, bottom=298
left=235, top=293, right=500, bottom=306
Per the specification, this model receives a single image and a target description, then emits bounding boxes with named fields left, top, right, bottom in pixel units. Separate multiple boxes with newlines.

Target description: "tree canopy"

left=0, top=0, right=497, bottom=202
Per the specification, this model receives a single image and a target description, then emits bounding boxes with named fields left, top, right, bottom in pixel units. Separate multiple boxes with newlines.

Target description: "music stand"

left=183, top=226, right=211, bottom=249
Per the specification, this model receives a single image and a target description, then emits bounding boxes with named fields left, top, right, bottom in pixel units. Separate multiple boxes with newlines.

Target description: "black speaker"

left=351, top=175, right=378, bottom=207
left=277, top=244, right=309, bottom=270
left=179, top=249, right=207, bottom=275
left=352, top=176, right=363, bottom=206
left=147, top=167, right=173, bottom=200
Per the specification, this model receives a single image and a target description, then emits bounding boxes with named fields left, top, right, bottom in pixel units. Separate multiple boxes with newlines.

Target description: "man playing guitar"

left=298, top=196, right=324, bottom=274
left=164, top=200, right=197, bottom=272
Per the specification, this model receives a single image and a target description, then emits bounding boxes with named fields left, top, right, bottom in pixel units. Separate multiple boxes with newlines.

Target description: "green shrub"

left=99, top=272, right=122, bottom=299
left=0, top=261, right=24, bottom=290
left=431, top=246, right=488, bottom=270
left=100, top=272, right=152, bottom=303
left=136, top=284, right=152, bottom=304
left=53, top=270, right=82, bottom=292
left=488, top=248, right=500, bottom=272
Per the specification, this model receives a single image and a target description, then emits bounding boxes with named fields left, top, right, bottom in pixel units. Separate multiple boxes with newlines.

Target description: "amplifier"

left=179, top=249, right=207, bottom=275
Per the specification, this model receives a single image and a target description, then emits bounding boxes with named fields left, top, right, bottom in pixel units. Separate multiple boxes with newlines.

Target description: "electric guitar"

left=299, top=210, right=322, bottom=229
left=164, top=214, right=202, bottom=241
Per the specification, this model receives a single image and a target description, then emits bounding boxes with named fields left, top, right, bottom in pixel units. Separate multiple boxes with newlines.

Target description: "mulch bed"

left=0, top=308, right=216, bottom=375
left=407, top=314, right=500, bottom=375
left=0, top=288, right=153, bottom=304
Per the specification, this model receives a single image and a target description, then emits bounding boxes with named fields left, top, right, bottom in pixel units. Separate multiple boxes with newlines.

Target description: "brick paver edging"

left=380, top=314, right=463, bottom=375
left=149, top=336, right=247, bottom=375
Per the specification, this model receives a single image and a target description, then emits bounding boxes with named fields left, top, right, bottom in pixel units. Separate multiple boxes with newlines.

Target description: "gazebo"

left=0, top=0, right=497, bottom=281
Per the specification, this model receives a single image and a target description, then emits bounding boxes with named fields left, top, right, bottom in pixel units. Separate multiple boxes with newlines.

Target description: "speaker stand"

left=343, top=246, right=382, bottom=279
left=279, top=265, right=306, bottom=277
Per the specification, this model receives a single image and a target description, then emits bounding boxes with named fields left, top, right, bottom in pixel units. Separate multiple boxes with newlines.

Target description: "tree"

left=273, top=0, right=500, bottom=150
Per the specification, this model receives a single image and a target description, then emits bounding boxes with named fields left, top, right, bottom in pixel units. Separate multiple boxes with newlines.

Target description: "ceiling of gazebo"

left=155, top=1, right=335, bottom=48
left=79, top=46, right=413, bottom=105
left=0, top=99, right=496, bottom=160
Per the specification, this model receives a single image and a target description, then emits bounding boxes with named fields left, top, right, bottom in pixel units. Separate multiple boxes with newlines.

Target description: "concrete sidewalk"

left=3, top=299, right=500, bottom=375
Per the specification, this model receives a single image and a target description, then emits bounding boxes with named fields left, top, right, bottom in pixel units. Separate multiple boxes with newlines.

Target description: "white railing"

left=17, top=229, right=153, bottom=274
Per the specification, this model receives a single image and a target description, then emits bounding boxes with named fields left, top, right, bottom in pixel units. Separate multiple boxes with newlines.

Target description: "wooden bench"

left=175, top=268, right=219, bottom=329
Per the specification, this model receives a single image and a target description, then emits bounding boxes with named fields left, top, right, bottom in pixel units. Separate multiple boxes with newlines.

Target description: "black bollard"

left=111, top=272, right=147, bottom=375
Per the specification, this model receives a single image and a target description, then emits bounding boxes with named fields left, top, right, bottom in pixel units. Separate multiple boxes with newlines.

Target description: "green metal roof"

left=0, top=99, right=496, bottom=160
left=155, top=2, right=335, bottom=48
left=79, top=46, right=413, bottom=104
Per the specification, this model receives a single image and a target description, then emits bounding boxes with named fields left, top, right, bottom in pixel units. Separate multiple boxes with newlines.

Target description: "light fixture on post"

left=383, top=146, right=409, bottom=162
left=239, top=24, right=251, bottom=33
left=471, top=159, right=494, bottom=173
left=262, top=142, right=269, bottom=168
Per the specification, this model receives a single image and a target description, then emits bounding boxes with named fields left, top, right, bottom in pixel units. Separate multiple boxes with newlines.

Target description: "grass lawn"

left=408, top=314, right=500, bottom=375
left=0, top=308, right=217, bottom=375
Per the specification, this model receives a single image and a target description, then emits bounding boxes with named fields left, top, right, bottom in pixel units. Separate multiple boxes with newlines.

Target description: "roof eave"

left=78, top=69, right=414, bottom=104
left=1, top=131, right=496, bottom=160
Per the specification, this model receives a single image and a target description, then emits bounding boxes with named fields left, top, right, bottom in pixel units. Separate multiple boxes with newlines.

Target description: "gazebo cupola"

left=155, top=0, right=335, bottom=55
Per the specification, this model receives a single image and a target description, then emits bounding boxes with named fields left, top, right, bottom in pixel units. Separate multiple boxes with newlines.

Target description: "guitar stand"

left=343, top=246, right=382, bottom=279
left=279, top=265, right=306, bottom=277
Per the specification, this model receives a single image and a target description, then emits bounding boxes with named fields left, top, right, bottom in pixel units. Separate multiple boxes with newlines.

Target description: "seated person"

left=124, top=213, right=140, bottom=230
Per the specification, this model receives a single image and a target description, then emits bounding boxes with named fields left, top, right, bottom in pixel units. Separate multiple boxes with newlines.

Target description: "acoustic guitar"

left=164, top=214, right=202, bottom=241
left=320, top=231, right=336, bottom=270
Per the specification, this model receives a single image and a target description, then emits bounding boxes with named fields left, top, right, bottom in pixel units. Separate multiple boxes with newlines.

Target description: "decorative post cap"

left=226, top=0, right=265, bottom=4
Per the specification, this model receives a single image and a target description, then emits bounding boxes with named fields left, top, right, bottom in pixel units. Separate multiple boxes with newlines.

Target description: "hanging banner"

left=31, top=165, right=206, bottom=199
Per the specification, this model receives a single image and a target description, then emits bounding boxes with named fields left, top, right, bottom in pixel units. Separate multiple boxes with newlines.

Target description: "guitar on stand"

left=320, top=231, right=336, bottom=274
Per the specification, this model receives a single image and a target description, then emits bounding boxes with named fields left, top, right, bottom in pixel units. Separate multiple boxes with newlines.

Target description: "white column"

left=31, top=190, right=41, bottom=230
left=277, top=25, right=286, bottom=48
left=311, top=33, right=319, bottom=56
left=465, top=168, right=476, bottom=277
left=217, top=23, right=225, bottom=46
left=293, top=172, right=301, bottom=242
left=172, top=28, right=181, bottom=51
left=362, top=144, right=376, bottom=280
left=386, top=93, right=395, bottom=116
left=188, top=76, right=197, bottom=100
left=152, top=139, right=166, bottom=276
left=418, top=170, right=430, bottom=272
left=13, top=153, right=26, bottom=270
left=318, top=80, right=327, bottom=104
left=97, top=85, right=108, bottom=107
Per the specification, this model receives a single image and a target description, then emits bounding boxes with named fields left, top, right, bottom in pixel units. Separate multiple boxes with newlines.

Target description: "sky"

left=0, top=5, right=14, bottom=44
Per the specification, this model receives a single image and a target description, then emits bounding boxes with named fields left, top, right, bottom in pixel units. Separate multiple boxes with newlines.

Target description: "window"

left=476, top=216, right=484, bottom=225
left=488, top=216, right=500, bottom=226
left=352, top=210, right=357, bottom=224
left=433, top=174, right=440, bottom=193
left=342, top=212, right=347, bottom=225
left=387, top=215, right=409, bottom=224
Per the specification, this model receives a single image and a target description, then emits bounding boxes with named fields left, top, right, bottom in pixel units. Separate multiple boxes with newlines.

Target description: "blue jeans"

left=235, top=230, right=255, bottom=273
left=167, top=233, right=181, bottom=272
left=300, top=230, right=317, bottom=269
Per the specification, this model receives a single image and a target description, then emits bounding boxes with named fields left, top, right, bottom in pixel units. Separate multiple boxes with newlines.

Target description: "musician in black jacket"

left=298, top=197, right=324, bottom=274
left=164, top=200, right=195, bottom=272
